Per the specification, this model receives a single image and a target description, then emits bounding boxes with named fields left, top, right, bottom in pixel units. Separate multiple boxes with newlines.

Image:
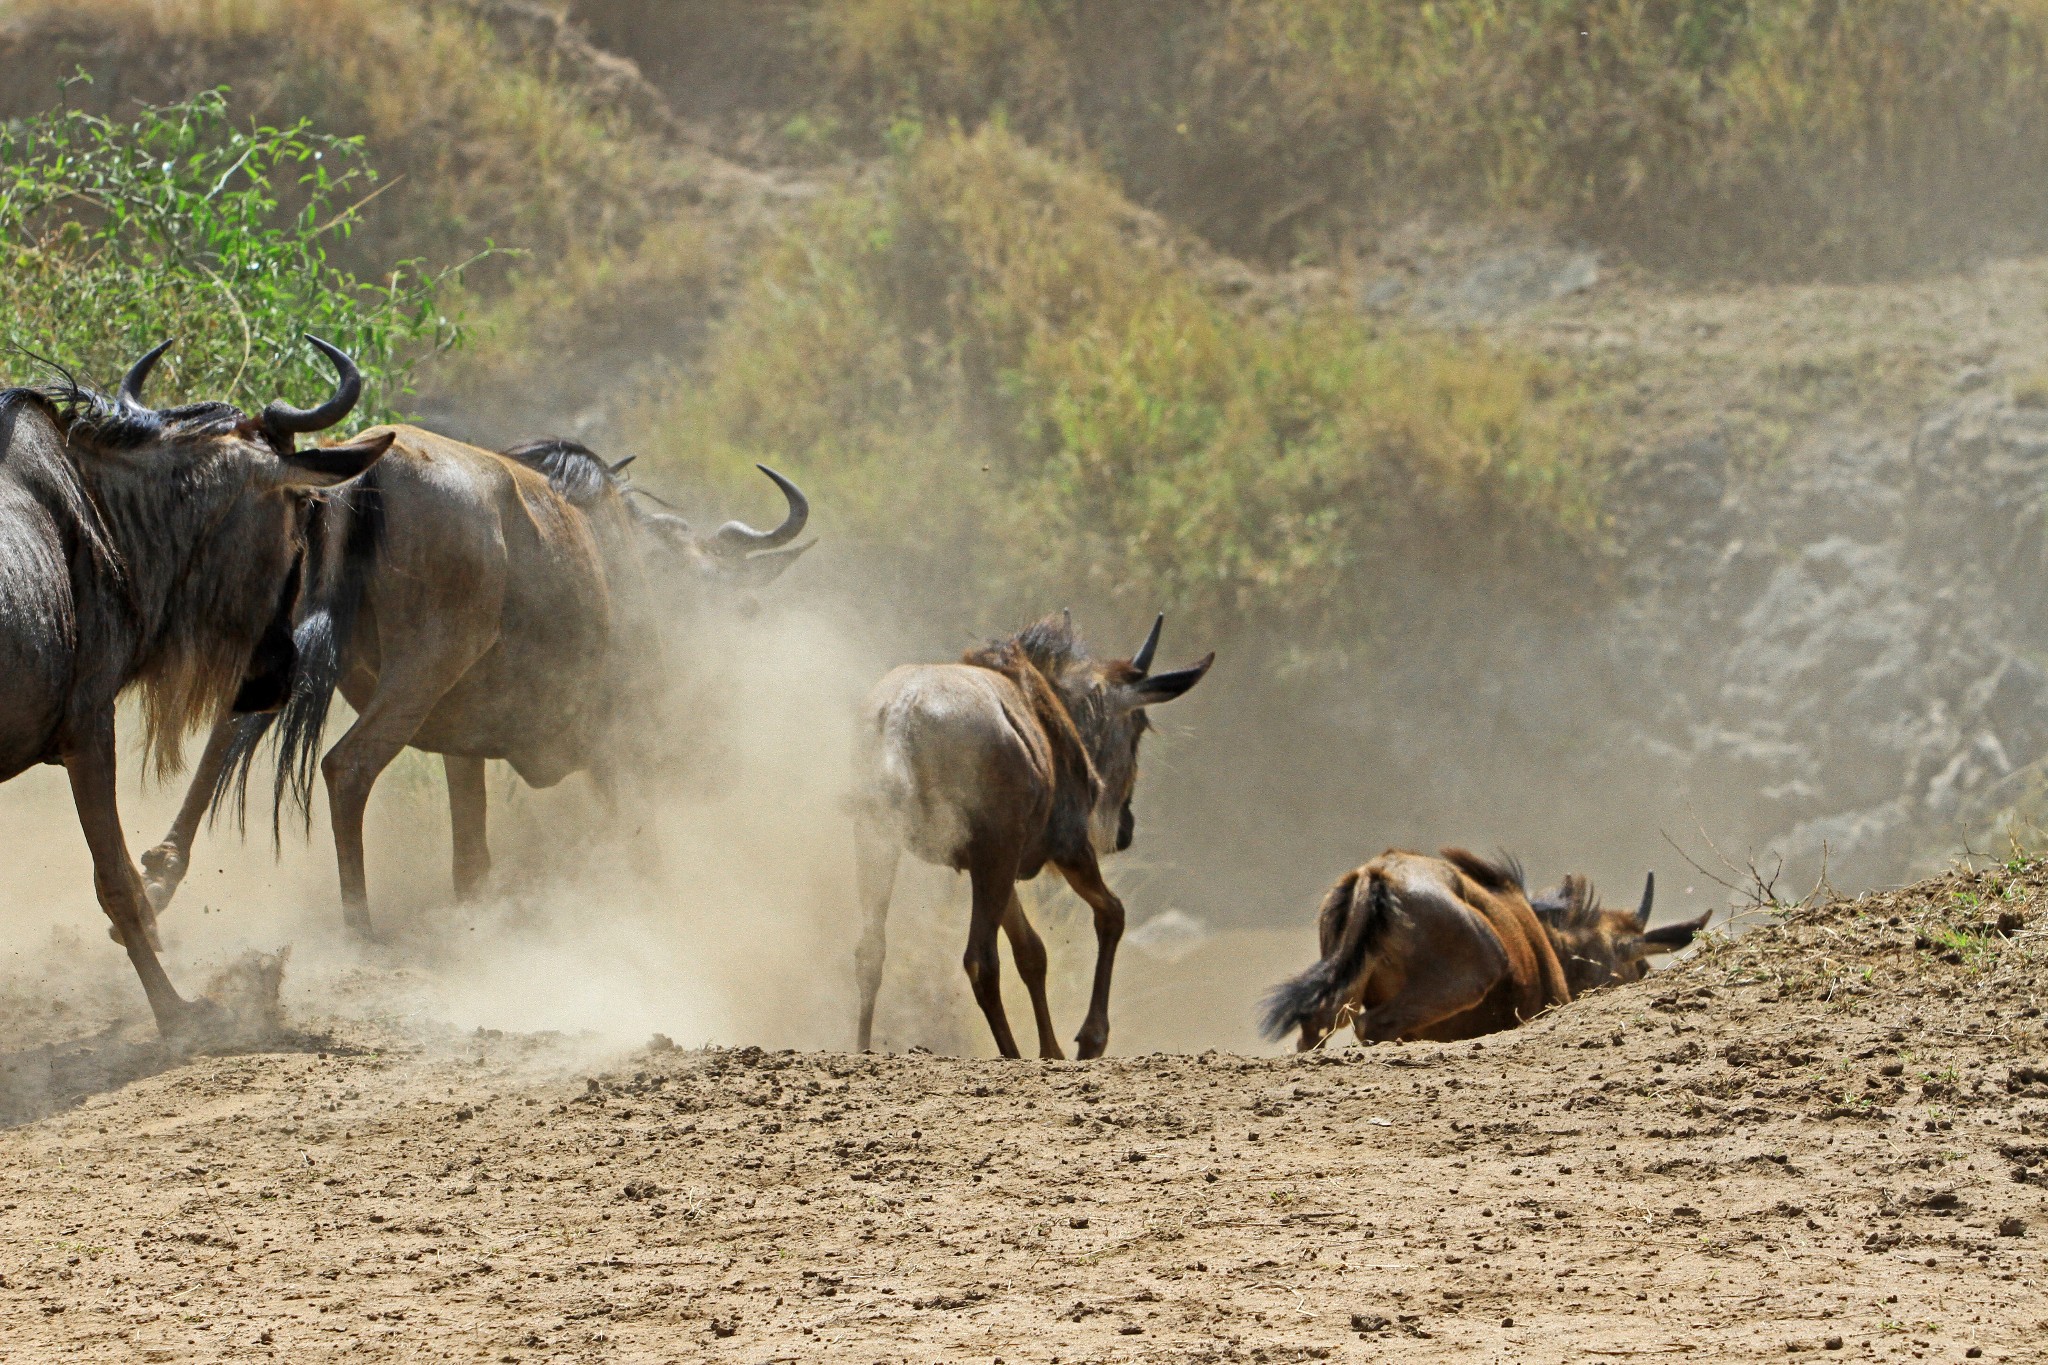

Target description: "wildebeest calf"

left=853, top=613, right=1213, bottom=1060
left=1261, top=849, right=1705, bottom=1050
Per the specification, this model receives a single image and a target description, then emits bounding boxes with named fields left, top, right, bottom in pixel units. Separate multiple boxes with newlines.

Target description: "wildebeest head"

left=70, top=335, right=395, bottom=490
left=496, top=440, right=813, bottom=592
left=1002, top=612, right=1214, bottom=854
left=1531, top=871, right=1710, bottom=996
left=52, top=336, right=392, bottom=768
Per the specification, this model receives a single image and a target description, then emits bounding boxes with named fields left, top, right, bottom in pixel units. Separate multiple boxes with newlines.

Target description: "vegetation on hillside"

left=630, top=125, right=1605, bottom=642
left=583, top=0, right=2048, bottom=279
left=0, top=86, right=457, bottom=416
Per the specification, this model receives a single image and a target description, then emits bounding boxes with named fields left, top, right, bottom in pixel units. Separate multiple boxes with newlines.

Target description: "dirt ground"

left=1, top=860, right=2044, bottom=1364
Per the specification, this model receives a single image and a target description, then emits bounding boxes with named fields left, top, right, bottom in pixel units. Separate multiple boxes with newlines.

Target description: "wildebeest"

left=0, top=338, right=389, bottom=1032
left=853, top=613, right=1213, bottom=1060
left=1260, top=849, right=1704, bottom=1050
left=1531, top=870, right=1709, bottom=997
left=141, top=429, right=810, bottom=937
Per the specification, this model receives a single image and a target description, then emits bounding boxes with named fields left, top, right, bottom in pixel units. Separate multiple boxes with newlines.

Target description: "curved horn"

left=1131, top=613, right=1164, bottom=674
left=119, top=339, right=175, bottom=410
left=707, top=465, right=809, bottom=554
left=609, top=455, right=637, bottom=476
left=261, top=334, right=362, bottom=439
left=1635, top=870, right=1655, bottom=928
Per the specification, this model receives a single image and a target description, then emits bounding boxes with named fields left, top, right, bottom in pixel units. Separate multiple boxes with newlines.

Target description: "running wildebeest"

left=1260, top=849, right=1702, bottom=1051
left=141, top=429, right=810, bottom=938
left=0, top=338, right=389, bottom=1033
left=853, top=613, right=1214, bottom=1060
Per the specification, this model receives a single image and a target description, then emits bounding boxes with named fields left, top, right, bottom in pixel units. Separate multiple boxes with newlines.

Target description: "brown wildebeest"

left=0, top=338, right=390, bottom=1033
left=142, top=430, right=809, bottom=937
left=1261, top=850, right=1705, bottom=1050
left=853, top=613, right=1214, bottom=1060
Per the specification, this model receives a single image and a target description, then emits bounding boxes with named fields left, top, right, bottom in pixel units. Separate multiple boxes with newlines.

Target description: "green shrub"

left=0, top=85, right=460, bottom=414
left=630, top=126, right=1606, bottom=648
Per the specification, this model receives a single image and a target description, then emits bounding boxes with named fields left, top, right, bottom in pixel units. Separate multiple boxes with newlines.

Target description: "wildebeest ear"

left=1639, top=909, right=1711, bottom=953
left=272, top=430, right=395, bottom=489
left=732, top=539, right=815, bottom=586
left=1123, top=652, right=1215, bottom=707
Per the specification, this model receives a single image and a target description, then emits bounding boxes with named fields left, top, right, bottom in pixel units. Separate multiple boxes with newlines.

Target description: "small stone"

left=1824, top=1338, right=1843, bottom=1351
left=1998, top=1216, right=2026, bottom=1236
left=1966, top=1349, right=1983, bottom=1359
left=1501, top=1317, right=1515, bottom=1328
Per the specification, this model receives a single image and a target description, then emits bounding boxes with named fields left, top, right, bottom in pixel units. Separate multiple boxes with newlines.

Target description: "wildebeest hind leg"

left=1353, top=963, right=1494, bottom=1044
left=1001, top=892, right=1064, bottom=1060
left=963, top=858, right=1023, bottom=1059
left=1056, top=855, right=1126, bottom=1061
left=322, top=682, right=447, bottom=940
left=139, top=704, right=238, bottom=921
left=444, top=755, right=490, bottom=901
left=852, top=822, right=898, bottom=1052
left=64, top=711, right=203, bottom=1035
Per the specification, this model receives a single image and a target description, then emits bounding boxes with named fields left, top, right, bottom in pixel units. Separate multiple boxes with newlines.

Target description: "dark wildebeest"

left=1260, top=850, right=1705, bottom=1051
left=853, top=613, right=1213, bottom=1060
left=141, top=429, right=809, bottom=937
left=0, top=339, right=389, bottom=1033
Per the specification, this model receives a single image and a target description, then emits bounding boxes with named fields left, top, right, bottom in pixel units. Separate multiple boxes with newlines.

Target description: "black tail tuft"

left=1259, top=871, right=1397, bottom=1041
left=205, top=471, right=383, bottom=842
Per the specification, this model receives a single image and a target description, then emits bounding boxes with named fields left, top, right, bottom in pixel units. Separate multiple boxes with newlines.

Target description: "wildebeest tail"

left=1258, top=868, right=1397, bottom=1041
left=207, top=473, right=384, bottom=840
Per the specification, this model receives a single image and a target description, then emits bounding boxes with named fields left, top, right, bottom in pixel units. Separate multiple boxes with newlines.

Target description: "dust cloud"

left=0, top=548, right=1309, bottom=1081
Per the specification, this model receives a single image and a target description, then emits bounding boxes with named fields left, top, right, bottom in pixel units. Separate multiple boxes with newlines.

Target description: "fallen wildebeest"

left=853, top=613, right=1213, bottom=1059
left=1260, top=849, right=1704, bottom=1050
left=142, top=430, right=810, bottom=937
left=0, top=338, right=390, bottom=1032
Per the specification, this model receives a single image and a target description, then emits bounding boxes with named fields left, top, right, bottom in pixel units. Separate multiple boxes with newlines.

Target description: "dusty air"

left=0, top=3, right=2041, bottom=1361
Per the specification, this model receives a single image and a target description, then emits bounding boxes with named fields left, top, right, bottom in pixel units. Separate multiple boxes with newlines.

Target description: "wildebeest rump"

left=853, top=613, right=1213, bottom=1060
left=1261, top=850, right=1705, bottom=1050
left=0, top=339, right=389, bottom=1033
left=142, top=430, right=810, bottom=936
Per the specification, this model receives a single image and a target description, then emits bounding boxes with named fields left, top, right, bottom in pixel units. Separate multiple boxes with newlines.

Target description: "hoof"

left=140, top=845, right=186, bottom=916
left=153, top=994, right=226, bottom=1043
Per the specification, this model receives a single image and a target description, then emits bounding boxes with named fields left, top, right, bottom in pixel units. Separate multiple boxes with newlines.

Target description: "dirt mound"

left=1, top=863, right=2042, bottom=1360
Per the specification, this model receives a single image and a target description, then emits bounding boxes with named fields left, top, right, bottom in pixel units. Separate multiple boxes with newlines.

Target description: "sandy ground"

left=1, top=856, right=2044, bottom=1363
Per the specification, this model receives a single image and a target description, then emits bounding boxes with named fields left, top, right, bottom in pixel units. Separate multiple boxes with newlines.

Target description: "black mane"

left=499, top=437, right=617, bottom=507
left=1531, top=874, right=1604, bottom=929
left=1006, top=613, right=1088, bottom=676
left=26, top=371, right=242, bottom=450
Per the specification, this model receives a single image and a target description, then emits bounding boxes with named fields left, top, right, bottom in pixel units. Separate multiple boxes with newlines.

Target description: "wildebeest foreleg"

left=963, top=859, right=1023, bottom=1059
left=1001, top=892, right=1063, bottom=1060
left=443, top=754, right=490, bottom=901
left=139, top=706, right=237, bottom=918
left=64, top=711, right=203, bottom=1035
left=852, top=822, right=898, bottom=1052
left=1056, top=855, right=1126, bottom=1060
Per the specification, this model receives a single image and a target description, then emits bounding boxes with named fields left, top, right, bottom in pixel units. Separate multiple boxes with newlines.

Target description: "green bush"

left=630, top=126, right=1606, bottom=648
left=0, top=85, right=461, bottom=414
